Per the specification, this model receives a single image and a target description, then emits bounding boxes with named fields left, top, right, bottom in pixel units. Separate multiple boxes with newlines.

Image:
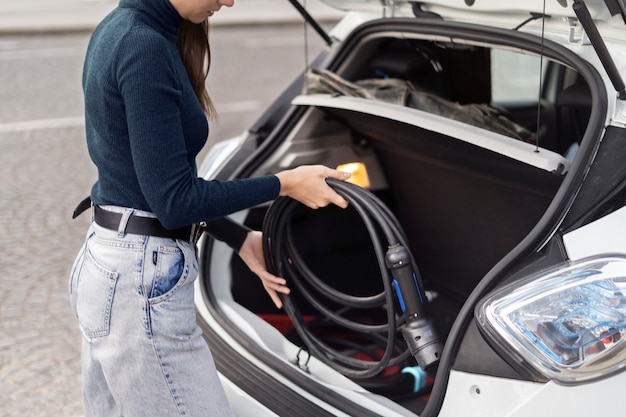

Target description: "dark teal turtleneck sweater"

left=83, top=0, right=280, bottom=232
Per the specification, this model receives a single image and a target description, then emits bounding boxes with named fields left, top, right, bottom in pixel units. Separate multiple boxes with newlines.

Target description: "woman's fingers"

left=276, top=165, right=351, bottom=209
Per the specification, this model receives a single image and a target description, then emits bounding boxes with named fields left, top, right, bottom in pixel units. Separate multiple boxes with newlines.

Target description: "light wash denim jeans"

left=69, top=206, right=234, bottom=417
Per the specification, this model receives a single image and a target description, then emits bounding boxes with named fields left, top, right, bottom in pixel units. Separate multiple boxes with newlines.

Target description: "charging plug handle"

left=386, top=244, right=442, bottom=369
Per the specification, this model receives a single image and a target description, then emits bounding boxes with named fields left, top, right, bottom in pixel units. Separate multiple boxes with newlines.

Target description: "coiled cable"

left=262, top=178, right=439, bottom=379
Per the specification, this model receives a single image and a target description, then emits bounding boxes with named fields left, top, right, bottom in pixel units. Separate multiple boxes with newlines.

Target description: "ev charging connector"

left=386, top=244, right=443, bottom=370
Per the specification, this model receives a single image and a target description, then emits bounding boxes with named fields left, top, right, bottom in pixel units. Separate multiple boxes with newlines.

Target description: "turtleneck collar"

left=118, top=0, right=181, bottom=37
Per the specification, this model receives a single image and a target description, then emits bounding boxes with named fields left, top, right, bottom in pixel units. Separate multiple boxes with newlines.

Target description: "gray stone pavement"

left=0, top=125, right=92, bottom=417
left=0, top=1, right=344, bottom=416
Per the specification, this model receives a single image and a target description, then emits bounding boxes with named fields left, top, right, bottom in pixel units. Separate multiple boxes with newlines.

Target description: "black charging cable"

left=262, top=178, right=442, bottom=380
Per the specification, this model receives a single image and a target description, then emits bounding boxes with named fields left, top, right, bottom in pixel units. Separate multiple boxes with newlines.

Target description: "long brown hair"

left=176, top=18, right=215, bottom=117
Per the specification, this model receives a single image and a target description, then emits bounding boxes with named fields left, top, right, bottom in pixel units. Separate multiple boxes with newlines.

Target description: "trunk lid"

left=318, top=0, right=624, bottom=23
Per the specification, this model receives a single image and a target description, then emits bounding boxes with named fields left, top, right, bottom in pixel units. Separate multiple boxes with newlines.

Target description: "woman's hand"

left=238, top=166, right=350, bottom=308
left=237, top=230, right=289, bottom=309
left=276, top=165, right=351, bottom=209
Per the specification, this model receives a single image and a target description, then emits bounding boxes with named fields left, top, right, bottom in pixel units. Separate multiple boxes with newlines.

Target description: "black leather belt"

left=93, top=205, right=194, bottom=241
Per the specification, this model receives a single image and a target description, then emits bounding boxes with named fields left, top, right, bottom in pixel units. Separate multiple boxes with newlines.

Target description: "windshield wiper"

left=573, top=0, right=626, bottom=100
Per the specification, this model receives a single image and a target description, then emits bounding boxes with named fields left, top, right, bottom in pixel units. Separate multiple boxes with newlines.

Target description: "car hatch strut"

left=287, top=0, right=333, bottom=46
left=574, top=0, right=626, bottom=100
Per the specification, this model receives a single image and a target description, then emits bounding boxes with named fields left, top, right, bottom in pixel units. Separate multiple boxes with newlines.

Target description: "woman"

left=69, top=0, right=350, bottom=415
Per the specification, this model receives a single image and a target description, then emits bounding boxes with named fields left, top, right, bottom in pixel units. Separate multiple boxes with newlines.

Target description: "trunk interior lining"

left=311, top=105, right=565, bottom=299
left=233, top=103, right=565, bottom=318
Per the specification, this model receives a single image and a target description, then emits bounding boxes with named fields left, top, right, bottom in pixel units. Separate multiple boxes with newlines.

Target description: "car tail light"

left=199, top=137, right=243, bottom=180
left=337, top=162, right=371, bottom=189
left=476, top=256, right=626, bottom=384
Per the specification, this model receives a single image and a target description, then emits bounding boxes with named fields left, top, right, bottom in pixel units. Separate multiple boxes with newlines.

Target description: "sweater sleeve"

left=203, top=217, right=251, bottom=252
left=115, top=28, right=280, bottom=229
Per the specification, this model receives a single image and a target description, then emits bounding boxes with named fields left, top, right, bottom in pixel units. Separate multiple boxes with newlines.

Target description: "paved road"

left=0, top=32, right=92, bottom=417
left=0, top=0, right=344, bottom=33
left=0, top=21, right=329, bottom=416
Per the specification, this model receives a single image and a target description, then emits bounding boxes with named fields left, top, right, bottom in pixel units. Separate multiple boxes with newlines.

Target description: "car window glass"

left=491, top=49, right=544, bottom=103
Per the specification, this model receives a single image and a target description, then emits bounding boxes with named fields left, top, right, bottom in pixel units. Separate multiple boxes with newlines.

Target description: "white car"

left=195, top=1, right=626, bottom=415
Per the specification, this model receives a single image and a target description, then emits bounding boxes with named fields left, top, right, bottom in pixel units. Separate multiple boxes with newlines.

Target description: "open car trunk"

left=199, top=17, right=607, bottom=417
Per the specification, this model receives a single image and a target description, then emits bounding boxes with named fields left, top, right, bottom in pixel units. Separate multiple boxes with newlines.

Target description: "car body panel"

left=564, top=204, right=626, bottom=260
left=439, top=369, right=626, bottom=416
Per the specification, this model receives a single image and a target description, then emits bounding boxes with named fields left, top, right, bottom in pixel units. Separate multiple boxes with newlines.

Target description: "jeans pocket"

left=76, top=248, right=119, bottom=340
left=149, top=243, right=188, bottom=302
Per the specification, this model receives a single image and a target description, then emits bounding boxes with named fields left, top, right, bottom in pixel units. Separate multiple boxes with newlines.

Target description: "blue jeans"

left=69, top=206, right=234, bottom=417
